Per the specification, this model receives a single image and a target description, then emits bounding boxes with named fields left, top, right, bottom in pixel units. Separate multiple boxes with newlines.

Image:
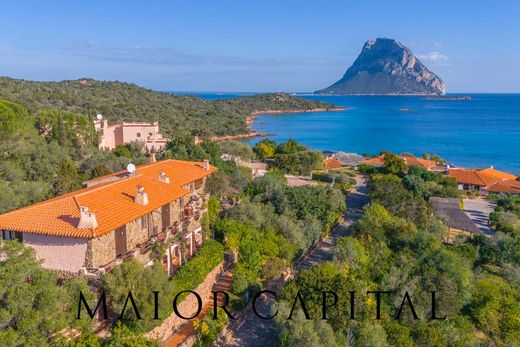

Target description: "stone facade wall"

left=126, top=218, right=148, bottom=250
left=146, top=208, right=162, bottom=236
left=146, top=261, right=224, bottom=342
left=87, top=231, right=116, bottom=268
left=84, top=179, right=208, bottom=271
left=187, top=220, right=202, bottom=233
left=194, top=177, right=206, bottom=195
left=170, top=198, right=183, bottom=225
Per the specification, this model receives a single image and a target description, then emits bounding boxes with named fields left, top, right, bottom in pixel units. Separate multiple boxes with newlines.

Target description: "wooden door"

left=161, top=204, right=171, bottom=230
left=115, top=226, right=127, bottom=256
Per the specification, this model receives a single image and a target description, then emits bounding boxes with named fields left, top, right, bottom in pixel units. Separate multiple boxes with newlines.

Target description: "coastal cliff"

left=316, top=38, right=446, bottom=95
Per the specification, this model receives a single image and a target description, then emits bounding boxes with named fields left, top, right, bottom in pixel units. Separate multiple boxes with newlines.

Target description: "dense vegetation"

left=253, top=138, right=324, bottom=175
left=0, top=77, right=336, bottom=137
left=212, top=170, right=346, bottom=308
left=1, top=94, right=323, bottom=214
left=480, top=196, right=520, bottom=285
left=0, top=93, right=336, bottom=345
left=0, top=238, right=223, bottom=345
left=312, top=170, right=357, bottom=193
left=275, top=154, right=520, bottom=346
left=0, top=99, right=149, bottom=214
left=0, top=241, right=97, bottom=346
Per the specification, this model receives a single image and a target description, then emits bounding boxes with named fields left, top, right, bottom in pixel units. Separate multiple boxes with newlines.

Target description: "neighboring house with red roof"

left=324, top=156, right=343, bottom=170
left=0, top=159, right=216, bottom=275
left=484, top=180, right=520, bottom=195
left=361, top=154, right=438, bottom=170
left=447, top=166, right=519, bottom=195
left=332, top=152, right=365, bottom=167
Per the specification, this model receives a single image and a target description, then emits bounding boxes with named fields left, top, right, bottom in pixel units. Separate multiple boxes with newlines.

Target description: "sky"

left=1, top=0, right=519, bottom=92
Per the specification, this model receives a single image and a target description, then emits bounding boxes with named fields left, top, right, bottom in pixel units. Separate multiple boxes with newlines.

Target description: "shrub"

left=357, top=163, right=375, bottom=174
left=168, top=239, right=224, bottom=299
left=218, top=141, right=255, bottom=161
left=311, top=171, right=334, bottom=183
left=253, top=138, right=277, bottom=159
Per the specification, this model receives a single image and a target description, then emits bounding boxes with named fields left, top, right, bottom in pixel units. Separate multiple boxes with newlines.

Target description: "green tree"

left=382, top=153, right=407, bottom=175
left=0, top=241, right=94, bottom=346
left=0, top=100, right=34, bottom=138
left=468, top=274, right=520, bottom=345
left=275, top=139, right=307, bottom=155
left=55, top=158, right=81, bottom=194
left=218, top=140, right=255, bottom=160
left=253, top=138, right=277, bottom=159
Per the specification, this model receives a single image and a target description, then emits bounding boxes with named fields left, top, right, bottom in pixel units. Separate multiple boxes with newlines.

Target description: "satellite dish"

left=96, top=114, right=103, bottom=120
left=127, top=163, right=136, bottom=174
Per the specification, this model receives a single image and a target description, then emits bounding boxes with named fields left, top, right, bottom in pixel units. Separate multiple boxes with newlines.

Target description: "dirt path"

left=216, top=175, right=368, bottom=347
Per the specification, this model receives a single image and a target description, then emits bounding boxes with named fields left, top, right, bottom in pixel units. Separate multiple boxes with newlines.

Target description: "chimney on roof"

left=135, top=186, right=149, bottom=205
left=158, top=171, right=170, bottom=183
left=77, top=206, right=98, bottom=229
left=203, top=159, right=210, bottom=171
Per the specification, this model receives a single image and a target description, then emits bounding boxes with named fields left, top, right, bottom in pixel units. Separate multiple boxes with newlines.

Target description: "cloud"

left=433, top=41, right=443, bottom=49
left=61, top=42, right=340, bottom=67
left=418, top=51, right=450, bottom=65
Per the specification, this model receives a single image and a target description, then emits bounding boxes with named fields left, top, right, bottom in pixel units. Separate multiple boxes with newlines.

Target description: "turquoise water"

left=184, top=93, right=520, bottom=173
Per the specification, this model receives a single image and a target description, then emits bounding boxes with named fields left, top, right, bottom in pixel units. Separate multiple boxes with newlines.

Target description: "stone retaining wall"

left=146, top=261, right=224, bottom=342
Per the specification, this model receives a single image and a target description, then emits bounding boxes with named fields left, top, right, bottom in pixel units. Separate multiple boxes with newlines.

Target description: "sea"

left=177, top=92, right=520, bottom=174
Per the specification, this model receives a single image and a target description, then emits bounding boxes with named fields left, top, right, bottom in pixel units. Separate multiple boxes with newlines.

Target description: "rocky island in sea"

left=316, top=38, right=446, bottom=95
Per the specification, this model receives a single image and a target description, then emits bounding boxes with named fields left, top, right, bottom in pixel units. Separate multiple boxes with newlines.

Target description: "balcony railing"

left=167, top=222, right=181, bottom=236
left=137, top=231, right=167, bottom=255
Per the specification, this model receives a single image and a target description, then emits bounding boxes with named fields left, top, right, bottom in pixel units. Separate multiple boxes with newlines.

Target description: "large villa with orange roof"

left=0, top=159, right=216, bottom=275
left=447, top=166, right=520, bottom=195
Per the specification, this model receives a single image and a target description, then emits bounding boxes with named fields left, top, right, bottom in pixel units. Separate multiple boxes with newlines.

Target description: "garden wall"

left=146, top=261, right=224, bottom=342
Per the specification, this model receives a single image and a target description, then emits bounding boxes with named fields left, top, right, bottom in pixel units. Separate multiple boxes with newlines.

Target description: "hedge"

left=168, top=239, right=224, bottom=301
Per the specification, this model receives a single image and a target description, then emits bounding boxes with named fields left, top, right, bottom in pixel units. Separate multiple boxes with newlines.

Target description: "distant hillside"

left=316, top=38, right=446, bottom=95
left=0, top=77, right=336, bottom=137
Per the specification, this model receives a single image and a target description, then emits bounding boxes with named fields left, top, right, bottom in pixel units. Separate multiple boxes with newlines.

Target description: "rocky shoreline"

left=423, top=96, right=472, bottom=100
left=212, top=106, right=345, bottom=142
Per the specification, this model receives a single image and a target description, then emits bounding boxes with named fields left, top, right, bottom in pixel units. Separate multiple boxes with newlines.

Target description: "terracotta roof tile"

left=447, top=169, right=486, bottom=186
left=0, top=160, right=216, bottom=238
left=361, top=155, right=386, bottom=167
left=479, top=167, right=517, bottom=184
left=484, top=179, right=520, bottom=194
left=447, top=167, right=518, bottom=188
left=324, top=156, right=343, bottom=170
left=361, top=154, right=437, bottom=169
left=401, top=155, right=437, bottom=169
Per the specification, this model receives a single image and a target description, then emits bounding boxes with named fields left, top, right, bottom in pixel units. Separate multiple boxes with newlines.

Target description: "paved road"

left=463, top=198, right=496, bottom=235
left=344, top=176, right=368, bottom=226
left=216, top=176, right=368, bottom=347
